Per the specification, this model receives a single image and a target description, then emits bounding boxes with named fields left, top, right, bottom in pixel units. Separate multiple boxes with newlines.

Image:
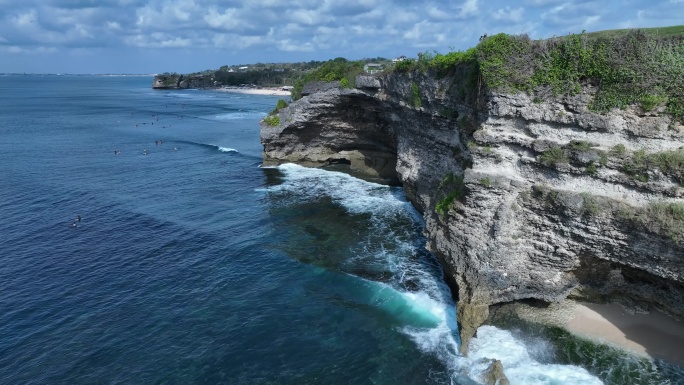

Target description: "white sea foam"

left=463, top=326, right=603, bottom=385
left=213, top=111, right=266, bottom=120
left=265, top=163, right=605, bottom=384
left=266, top=163, right=415, bottom=218
left=218, top=147, right=238, bottom=153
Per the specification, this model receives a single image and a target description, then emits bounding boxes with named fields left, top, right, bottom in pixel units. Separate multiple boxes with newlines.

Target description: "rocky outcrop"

left=482, top=360, right=510, bottom=385
left=301, top=81, right=342, bottom=96
left=261, top=85, right=399, bottom=183
left=260, top=72, right=684, bottom=354
left=152, top=73, right=215, bottom=89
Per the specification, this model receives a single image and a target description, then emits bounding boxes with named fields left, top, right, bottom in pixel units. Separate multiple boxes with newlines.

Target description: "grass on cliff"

left=263, top=115, right=280, bottom=126
left=587, top=25, right=684, bottom=39
left=268, top=99, right=289, bottom=115
left=530, top=185, right=684, bottom=242
left=478, top=29, right=684, bottom=122
left=616, top=147, right=684, bottom=185
left=529, top=137, right=684, bottom=186
left=392, top=26, right=684, bottom=122
left=435, top=173, right=465, bottom=215
left=291, top=58, right=364, bottom=100
left=620, top=201, right=684, bottom=243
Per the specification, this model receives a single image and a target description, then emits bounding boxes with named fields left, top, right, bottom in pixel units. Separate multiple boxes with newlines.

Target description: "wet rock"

left=482, top=359, right=510, bottom=385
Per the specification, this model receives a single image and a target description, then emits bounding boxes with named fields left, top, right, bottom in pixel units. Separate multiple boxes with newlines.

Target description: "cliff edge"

left=260, top=30, right=684, bottom=354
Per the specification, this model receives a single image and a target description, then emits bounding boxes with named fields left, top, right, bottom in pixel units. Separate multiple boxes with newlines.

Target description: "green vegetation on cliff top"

left=394, top=25, right=684, bottom=122
left=290, top=58, right=366, bottom=100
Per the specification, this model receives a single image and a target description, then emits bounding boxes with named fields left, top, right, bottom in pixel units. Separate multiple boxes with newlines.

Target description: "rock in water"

left=482, top=359, right=510, bottom=385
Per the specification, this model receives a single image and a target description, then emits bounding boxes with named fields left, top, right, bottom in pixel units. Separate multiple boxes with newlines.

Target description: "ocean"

left=0, top=75, right=681, bottom=385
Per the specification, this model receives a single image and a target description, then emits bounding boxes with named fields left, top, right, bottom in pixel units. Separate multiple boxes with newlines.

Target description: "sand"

left=566, top=302, right=684, bottom=365
left=216, top=87, right=291, bottom=96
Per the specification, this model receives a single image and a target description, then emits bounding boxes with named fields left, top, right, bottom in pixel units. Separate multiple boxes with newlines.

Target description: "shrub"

left=641, top=94, right=668, bottom=111
left=639, top=201, right=684, bottom=242
left=476, top=33, right=532, bottom=91
left=610, top=144, right=627, bottom=156
left=411, top=82, right=422, bottom=109
left=568, top=140, right=594, bottom=152
left=429, top=48, right=478, bottom=75
left=394, top=59, right=415, bottom=73
left=441, top=108, right=457, bottom=119
left=291, top=57, right=364, bottom=100
left=480, top=178, right=492, bottom=187
left=263, top=115, right=280, bottom=126
left=476, top=30, right=684, bottom=122
left=621, top=149, right=649, bottom=181
left=650, top=149, right=684, bottom=185
left=270, top=99, right=288, bottom=114
left=580, top=192, right=602, bottom=217
left=435, top=173, right=465, bottom=215
left=587, top=162, right=598, bottom=175
left=387, top=29, right=684, bottom=122
left=539, top=147, right=568, bottom=166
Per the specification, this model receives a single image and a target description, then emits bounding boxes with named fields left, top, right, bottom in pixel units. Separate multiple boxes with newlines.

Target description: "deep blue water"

left=0, top=75, right=679, bottom=385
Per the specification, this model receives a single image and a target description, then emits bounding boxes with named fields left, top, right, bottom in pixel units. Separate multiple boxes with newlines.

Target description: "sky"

left=0, top=0, right=682, bottom=74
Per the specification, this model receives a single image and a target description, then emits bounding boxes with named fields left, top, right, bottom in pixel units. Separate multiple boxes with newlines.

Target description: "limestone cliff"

left=152, top=73, right=215, bottom=89
left=261, top=69, right=684, bottom=353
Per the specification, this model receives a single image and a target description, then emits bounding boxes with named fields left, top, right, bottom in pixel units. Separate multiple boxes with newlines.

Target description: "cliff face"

left=260, top=72, right=684, bottom=353
left=152, top=73, right=215, bottom=89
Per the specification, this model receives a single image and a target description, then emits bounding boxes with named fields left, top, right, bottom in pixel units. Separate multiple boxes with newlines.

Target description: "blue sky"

left=1, top=0, right=682, bottom=74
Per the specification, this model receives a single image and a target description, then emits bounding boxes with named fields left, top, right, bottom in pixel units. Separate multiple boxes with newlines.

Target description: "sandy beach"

left=493, top=299, right=684, bottom=366
left=216, top=87, right=291, bottom=96
left=566, top=302, right=684, bottom=365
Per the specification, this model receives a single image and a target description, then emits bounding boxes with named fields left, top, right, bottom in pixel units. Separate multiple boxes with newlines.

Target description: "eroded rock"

left=260, top=71, right=684, bottom=354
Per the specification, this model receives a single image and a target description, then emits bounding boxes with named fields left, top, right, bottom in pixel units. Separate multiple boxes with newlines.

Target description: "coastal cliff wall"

left=261, top=33, right=684, bottom=353
left=152, top=73, right=215, bottom=89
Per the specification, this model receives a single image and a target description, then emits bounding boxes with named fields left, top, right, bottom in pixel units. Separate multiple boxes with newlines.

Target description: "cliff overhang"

left=260, top=30, right=684, bottom=354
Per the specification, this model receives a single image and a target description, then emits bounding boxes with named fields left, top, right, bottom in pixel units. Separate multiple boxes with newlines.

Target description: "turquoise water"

left=0, top=75, right=675, bottom=384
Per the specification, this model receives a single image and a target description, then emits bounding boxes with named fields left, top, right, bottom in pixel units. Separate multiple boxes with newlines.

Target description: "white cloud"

left=124, top=32, right=203, bottom=48
left=277, top=39, right=314, bottom=52
left=212, top=33, right=266, bottom=49
left=525, top=0, right=564, bottom=6
left=403, top=20, right=429, bottom=40
left=492, top=7, right=524, bottom=22
left=2, top=0, right=684, bottom=73
left=458, top=0, right=479, bottom=18
left=1, top=45, right=57, bottom=54
left=12, top=10, right=38, bottom=27
left=427, top=6, right=451, bottom=20
left=584, top=15, right=600, bottom=25
left=543, top=2, right=571, bottom=17
left=203, top=7, right=242, bottom=31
